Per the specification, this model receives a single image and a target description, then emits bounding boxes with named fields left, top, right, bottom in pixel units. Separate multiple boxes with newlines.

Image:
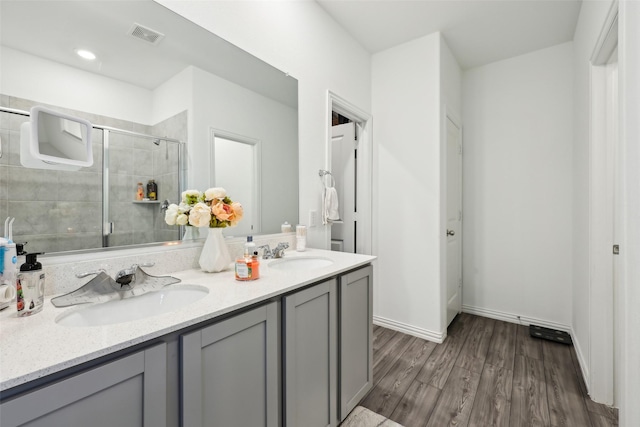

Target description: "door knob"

left=447, top=229, right=455, bottom=236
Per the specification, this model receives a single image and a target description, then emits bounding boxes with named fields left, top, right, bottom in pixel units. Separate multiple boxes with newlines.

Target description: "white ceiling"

left=0, top=1, right=297, bottom=108
left=316, top=0, right=583, bottom=69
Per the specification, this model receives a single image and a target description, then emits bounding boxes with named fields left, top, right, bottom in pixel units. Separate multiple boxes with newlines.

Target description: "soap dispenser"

left=17, top=252, right=45, bottom=316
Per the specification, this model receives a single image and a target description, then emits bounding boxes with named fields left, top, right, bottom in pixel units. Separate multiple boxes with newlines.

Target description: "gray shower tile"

left=57, top=232, right=102, bottom=252
left=154, top=229, right=181, bottom=243
left=109, top=202, right=134, bottom=233
left=58, top=171, right=102, bottom=202
left=8, top=168, right=58, bottom=201
left=132, top=230, right=155, bottom=245
left=84, top=130, right=104, bottom=174
left=7, top=130, right=21, bottom=166
left=8, top=96, right=37, bottom=112
left=155, top=172, right=179, bottom=203
left=0, top=193, right=7, bottom=225
left=55, top=201, right=102, bottom=234
left=14, top=233, right=59, bottom=255
left=8, top=201, right=56, bottom=235
left=133, top=148, right=154, bottom=176
left=0, top=105, right=10, bottom=131
left=108, top=145, right=134, bottom=175
left=0, top=164, right=8, bottom=201
left=107, top=231, right=133, bottom=248
left=131, top=203, right=156, bottom=232
left=0, top=129, right=9, bottom=165
left=110, top=174, right=144, bottom=203
left=132, top=135, right=152, bottom=150
left=152, top=110, right=188, bottom=141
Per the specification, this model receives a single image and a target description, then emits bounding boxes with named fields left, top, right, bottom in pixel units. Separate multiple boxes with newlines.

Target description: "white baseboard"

left=461, top=304, right=572, bottom=332
left=571, top=327, right=591, bottom=395
left=373, top=315, right=445, bottom=343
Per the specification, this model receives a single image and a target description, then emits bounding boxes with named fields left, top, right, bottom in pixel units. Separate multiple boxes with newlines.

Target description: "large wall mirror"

left=0, top=0, right=299, bottom=255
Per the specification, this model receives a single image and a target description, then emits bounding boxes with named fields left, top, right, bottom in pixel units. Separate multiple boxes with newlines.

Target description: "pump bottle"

left=17, top=252, right=45, bottom=316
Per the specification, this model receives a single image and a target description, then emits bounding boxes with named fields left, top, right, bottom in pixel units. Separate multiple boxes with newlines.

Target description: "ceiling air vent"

left=128, top=23, right=165, bottom=45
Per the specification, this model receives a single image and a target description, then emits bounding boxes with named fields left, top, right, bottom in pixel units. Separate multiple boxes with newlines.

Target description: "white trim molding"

left=461, top=305, right=572, bottom=333
left=373, top=316, right=445, bottom=344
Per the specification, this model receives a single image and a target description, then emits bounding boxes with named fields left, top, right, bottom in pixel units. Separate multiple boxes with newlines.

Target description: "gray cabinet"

left=338, top=265, right=373, bottom=420
left=181, top=301, right=279, bottom=427
left=0, top=343, right=167, bottom=427
left=284, top=279, right=338, bottom=427
left=0, top=264, right=373, bottom=427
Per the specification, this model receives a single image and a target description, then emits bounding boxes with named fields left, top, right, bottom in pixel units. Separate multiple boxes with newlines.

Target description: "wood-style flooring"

left=362, top=313, right=618, bottom=427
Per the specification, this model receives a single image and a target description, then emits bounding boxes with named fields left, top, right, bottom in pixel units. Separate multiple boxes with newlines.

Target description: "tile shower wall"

left=0, top=95, right=185, bottom=253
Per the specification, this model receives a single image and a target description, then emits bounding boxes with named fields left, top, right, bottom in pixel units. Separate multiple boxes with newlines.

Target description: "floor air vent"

left=529, top=324, right=573, bottom=345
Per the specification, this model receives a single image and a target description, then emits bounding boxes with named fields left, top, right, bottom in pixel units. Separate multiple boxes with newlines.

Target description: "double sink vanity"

left=0, top=248, right=375, bottom=427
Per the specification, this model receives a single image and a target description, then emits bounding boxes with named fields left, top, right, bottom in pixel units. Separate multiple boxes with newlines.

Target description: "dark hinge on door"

left=613, top=244, right=620, bottom=255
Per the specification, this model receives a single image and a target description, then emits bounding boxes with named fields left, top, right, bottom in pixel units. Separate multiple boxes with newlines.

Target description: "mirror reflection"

left=0, top=0, right=299, bottom=255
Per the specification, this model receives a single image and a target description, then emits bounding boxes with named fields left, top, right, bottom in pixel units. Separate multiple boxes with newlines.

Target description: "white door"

left=331, top=122, right=356, bottom=253
left=446, top=116, right=462, bottom=326
left=213, top=135, right=257, bottom=237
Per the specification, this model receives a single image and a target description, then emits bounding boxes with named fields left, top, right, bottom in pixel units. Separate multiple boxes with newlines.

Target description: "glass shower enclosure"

left=0, top=105, right=186, bottom=255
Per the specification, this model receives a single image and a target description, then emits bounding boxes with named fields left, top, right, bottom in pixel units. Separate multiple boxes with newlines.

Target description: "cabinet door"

left=284, top=279, right=337, bottom=427
left=0, top=343, right=167, bottom=427
left=181, top=301, right=279, bottom=427
left=339, top=266, right=373, bottom=421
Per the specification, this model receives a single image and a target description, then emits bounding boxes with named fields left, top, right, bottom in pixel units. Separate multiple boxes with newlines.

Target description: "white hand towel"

left=323, top=186, right=340, bottom=224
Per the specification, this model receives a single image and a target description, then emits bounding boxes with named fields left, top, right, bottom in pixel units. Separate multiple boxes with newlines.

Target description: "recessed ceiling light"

left=75, top=49, right=96, bottom=61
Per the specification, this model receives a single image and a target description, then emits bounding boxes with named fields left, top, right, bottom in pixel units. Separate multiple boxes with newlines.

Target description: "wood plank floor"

left=362, top=313, right=618, bottom=427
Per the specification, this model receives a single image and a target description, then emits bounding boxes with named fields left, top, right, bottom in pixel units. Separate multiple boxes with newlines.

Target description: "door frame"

left=327, top=91, right=373, bottom=256
left=441, top=106, right=463, bottom=331
left=587, top=1, right=618, bottom=405
left=209, top=127, right=262, bottom=235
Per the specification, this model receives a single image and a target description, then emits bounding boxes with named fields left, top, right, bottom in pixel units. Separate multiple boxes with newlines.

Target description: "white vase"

left=182, top=226, right=199, bottom=241
left=199, top=228, right=231, bottom=272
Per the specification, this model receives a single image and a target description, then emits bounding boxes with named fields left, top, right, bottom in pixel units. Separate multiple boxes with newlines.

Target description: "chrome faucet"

left=258, top=244, right=273, bottom=259
left=115, top=262, right=155, bottom=287
left=273, top=242, right=289, bottom=258
left=258, top=243, right=290, bottom=259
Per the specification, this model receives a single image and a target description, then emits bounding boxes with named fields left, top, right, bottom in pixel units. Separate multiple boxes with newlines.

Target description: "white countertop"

left=0, top=249, right=375, bottom=392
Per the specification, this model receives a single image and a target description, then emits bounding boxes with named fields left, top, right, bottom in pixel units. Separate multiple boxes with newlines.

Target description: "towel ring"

left=318, top=169, right=335, bottom=188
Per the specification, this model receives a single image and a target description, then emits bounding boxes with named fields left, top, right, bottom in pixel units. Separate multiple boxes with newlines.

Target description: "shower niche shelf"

left=132, top=200, right=161, bottom=204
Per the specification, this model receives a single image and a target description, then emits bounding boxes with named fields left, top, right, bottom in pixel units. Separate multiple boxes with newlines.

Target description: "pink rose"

left=211, top=201, right=233, bottom=221
left=229, top=202, right=243, bottom=226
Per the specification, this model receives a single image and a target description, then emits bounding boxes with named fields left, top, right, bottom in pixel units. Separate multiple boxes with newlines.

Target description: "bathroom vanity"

left=0, top=249, right=375, bottom=427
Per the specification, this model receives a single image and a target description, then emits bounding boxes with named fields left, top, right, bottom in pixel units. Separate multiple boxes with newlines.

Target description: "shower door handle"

left=103, top=222, right=114, bottom=236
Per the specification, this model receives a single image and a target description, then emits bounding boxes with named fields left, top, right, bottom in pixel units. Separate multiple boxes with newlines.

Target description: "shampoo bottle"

left=17, top=253, right=45, bottom=317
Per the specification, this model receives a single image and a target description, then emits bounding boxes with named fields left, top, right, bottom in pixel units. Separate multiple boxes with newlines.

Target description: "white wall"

left=157, top=0, right=372, bottom=249
left=372, top=33, right=444, bottom=340
left=1, top=46, right=153, bottom=124
left=189, top=66, right=298, bottom=235
left=462, top=42, right=574, bottom=328
left=152, top=66, right=194, bottom=127
left=440, top=38, right=463, bottom=116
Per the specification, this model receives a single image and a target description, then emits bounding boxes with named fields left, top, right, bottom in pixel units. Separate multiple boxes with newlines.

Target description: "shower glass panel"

left=0, top=109, right=105, bottom=253
left=104, top=129, right=181, bottom=248
left=0, top=104, right=184, bottom=254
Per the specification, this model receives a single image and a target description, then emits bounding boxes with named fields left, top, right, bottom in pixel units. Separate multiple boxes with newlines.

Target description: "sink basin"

left=55, top=285, right=208, bottom=327
left=269, top=256, right=334, bottom=271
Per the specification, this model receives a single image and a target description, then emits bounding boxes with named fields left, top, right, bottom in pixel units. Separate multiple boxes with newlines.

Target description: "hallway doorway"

left=327, top=91, right=373, bottom=255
